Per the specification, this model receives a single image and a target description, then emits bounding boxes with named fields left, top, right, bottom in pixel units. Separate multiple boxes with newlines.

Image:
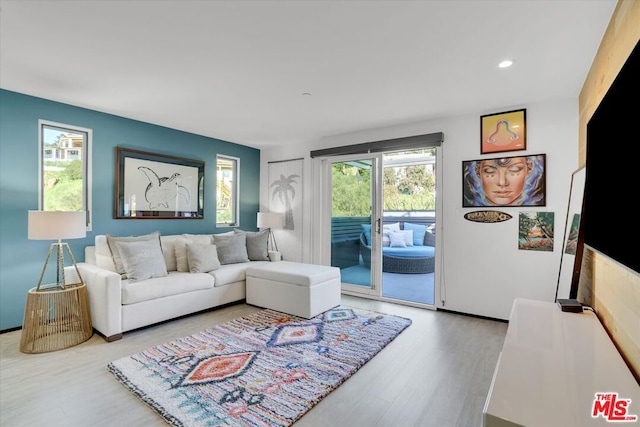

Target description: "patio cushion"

left=404, top=222, right=427, bottom=246
left=361, top=224, right=372, bottom=246
left=383, top=245, right=434, bottom=259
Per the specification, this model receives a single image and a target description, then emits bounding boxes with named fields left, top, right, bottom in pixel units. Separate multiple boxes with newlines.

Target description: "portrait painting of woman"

left=462, top=154, right=546, bottom=207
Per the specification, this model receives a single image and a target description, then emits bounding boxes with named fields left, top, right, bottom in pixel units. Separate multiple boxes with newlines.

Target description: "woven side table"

left=20, top=283, right=93, bottom=354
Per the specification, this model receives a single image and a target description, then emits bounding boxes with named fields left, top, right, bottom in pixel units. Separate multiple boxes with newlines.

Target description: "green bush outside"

left=43, top=160, right=83, bottom=211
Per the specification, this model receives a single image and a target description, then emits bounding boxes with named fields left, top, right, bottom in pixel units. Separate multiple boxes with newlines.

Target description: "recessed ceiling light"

left=498, top=60, right=514, bottom=69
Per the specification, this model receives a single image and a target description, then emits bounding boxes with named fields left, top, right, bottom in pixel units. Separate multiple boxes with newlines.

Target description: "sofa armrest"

left=65, top=262, right=123, bottom=340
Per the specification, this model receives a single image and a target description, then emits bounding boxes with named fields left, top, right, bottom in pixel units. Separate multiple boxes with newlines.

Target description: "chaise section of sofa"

left=66, top=231, right=269, bottom=341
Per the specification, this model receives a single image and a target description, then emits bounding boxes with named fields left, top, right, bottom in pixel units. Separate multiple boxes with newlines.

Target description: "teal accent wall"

left=0, top=89, right=261, bottom=331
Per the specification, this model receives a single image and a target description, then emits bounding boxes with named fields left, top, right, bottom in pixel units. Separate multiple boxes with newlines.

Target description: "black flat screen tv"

left=583, top=39, right=640, bottom=275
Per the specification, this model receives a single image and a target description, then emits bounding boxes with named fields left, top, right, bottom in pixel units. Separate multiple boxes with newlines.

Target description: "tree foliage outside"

left=43, top=160, right=83, bottom=211
left=332, top=163, right=372, bottom=216
left=332, top=159, right=436, bottom=217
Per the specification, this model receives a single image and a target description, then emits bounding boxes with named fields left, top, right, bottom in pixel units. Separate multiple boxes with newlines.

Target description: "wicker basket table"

left=20, top=283, right=92, bottom=354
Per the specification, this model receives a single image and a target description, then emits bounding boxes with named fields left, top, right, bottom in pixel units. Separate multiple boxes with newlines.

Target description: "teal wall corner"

left=0, top=89, right=261, bottom=330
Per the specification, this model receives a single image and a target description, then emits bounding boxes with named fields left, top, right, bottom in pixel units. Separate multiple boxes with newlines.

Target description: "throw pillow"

left=106, top=231, right=161, bottom=277
left=174, top=243, right=189, bottom=272
left=360, top=224, right=372, bottom=246
left=185, top=242, right=221, bottom=273
left=234, top=229, right=269, bottom=261
left=175, top=234, right=217, bottom=271
left=424, top=229, right=436, bottom=246
left=160, top=235, right=186, bottom=272
left=404, top=222, right=426, bottom=246
left=389, top=231, right=407, bottom=248
left=114, top=239, right=168, bottom=283
left=399, top=229, right=414, bottom=247
left=382, top=222, right=401, bottom=247
left=213, top=233, right=250, bottom=264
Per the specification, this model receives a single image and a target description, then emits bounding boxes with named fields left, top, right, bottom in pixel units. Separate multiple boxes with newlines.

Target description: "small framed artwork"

left=462, top=153, right=546, bottom=207
left=115, top=147, right=205, bottom=219
left=518, top=211, right=554, bottom=252
left=480, top=108, right=526, bottom=154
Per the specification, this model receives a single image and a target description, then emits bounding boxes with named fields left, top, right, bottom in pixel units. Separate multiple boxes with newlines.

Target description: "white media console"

left=483, top=298, right=640, bottom=427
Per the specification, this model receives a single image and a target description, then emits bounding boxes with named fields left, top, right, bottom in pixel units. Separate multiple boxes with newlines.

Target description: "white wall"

left=260, top=98, right=578, bottom=320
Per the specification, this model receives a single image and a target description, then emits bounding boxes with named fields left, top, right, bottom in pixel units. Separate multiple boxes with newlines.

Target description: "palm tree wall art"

left=268, top=158, right=304, bottom=261
left=270, top=173, right=299, bottom=230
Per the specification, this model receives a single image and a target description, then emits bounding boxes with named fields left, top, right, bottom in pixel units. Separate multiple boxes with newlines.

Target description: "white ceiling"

left=0, top=0, right=616, bottom=149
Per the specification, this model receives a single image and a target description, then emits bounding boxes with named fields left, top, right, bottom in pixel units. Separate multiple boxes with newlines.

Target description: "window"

left=216, top=155, right=239, bottom=227
left=39, top=120, right=92, bottom=230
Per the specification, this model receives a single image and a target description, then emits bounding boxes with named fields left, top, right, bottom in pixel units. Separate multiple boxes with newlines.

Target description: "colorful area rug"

left=108, top=306, right=411, bottom=426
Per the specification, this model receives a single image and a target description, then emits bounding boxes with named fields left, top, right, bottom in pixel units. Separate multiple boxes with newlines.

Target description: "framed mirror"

left=555, top=166, right=586, bottom=301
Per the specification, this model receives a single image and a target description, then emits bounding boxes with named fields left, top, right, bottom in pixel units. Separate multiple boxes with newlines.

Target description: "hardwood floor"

left=0, top=295, right=507, bottom=427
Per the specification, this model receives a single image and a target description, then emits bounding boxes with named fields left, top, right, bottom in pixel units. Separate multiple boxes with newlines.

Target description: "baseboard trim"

left=437, top=307, right=508, bottom=323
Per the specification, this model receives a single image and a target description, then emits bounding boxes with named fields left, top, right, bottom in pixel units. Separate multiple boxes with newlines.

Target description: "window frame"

left=38, top=119, right=92, bottom=231
left=216, top=154, right=240, bottom=227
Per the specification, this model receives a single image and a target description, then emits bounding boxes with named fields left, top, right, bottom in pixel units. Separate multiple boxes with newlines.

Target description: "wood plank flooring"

left=0, top=295, right=507, bottom=427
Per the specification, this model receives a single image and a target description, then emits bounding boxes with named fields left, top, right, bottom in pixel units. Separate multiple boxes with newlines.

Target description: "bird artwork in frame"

left=115, top=147, right=204, bottom=219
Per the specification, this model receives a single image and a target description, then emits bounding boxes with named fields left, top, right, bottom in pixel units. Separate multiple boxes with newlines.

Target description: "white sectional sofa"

left=67, top=231, right=270, bottom=342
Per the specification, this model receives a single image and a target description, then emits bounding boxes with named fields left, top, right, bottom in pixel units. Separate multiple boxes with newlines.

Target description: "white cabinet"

left=483, top=298, right=640, bottom=427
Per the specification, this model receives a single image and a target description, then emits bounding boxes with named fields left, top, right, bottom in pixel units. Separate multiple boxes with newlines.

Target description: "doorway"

left=327, top=148, right=437, bottom=307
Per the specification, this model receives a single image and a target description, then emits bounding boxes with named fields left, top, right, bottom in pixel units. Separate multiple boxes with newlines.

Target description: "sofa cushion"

left=235, top=229, right=269, bottom=261
left=209, top=261, right=268, bottom=287
left=121, top=272, right=214, bottom=305
left=213, top=233, right=250, bottom=264
left=182, top=233, right=214, bottom=245
left=95, top=235, right=118, bottom=273
left=246, top=261, right=340, bottom=287
left=404, top=222, right=427, bottom=246
left=186, top=242, right=221, bottom=273
left=106, top=231, right=161, bottom=278
left=115, top=239, right=168, bottom=283
left=382, top=245, right=435, bottom=258
left=160, top=235, right=187, bottom=271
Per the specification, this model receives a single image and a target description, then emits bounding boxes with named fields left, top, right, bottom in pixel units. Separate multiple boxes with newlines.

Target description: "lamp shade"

left=28, top=211, right=86, bottom=240
left=257, top=212, right=284, bottom=229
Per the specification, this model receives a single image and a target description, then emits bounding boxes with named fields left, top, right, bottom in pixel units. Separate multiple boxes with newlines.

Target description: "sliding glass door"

left=329, top=154, right=382, bottom=295
left=379, top=149, right=437, bottom=306
left=312, top=133, right=442, bottom=309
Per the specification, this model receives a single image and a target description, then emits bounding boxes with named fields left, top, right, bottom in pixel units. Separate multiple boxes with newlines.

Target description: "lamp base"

left=36, top=241, right=84, bottom=291
left=268, top=251, right=282, bottom=262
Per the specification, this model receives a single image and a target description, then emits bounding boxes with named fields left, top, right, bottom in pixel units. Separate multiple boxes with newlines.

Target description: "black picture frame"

left=115, top=147, right=204, bottom=219
left=462, top=153, right=546, bottom=207
left=480, top=108, right=527, bottom=155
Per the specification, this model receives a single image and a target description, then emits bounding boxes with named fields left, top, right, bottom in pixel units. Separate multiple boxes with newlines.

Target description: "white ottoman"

left=246, top=261, right=341, bottom=319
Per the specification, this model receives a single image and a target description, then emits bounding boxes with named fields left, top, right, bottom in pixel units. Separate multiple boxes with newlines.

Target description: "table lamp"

left=21, top=210, right=92, bottom=353
left=257, top=212, right=284, bottom=261
left=28, top=210, right=86, bottom=290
